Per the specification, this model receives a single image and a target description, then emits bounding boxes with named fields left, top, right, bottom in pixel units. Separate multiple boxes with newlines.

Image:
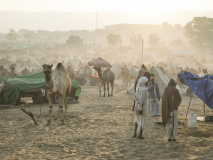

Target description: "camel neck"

left=98, top=72, right=102, bottom=79
left=45, top=72, right=52, bottom=82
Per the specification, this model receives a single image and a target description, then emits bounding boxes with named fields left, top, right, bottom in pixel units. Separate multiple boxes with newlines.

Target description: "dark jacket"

left=148, top=81, right=160, bottom=100
left=162, top=79, right=182, bottom=127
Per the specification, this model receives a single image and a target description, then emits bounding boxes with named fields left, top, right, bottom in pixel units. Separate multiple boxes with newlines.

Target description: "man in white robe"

left=133, top=76, right=149, bottom=139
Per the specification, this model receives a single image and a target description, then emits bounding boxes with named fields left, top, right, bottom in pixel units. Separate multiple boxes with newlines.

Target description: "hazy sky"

left=0, top=0, right=212, bottom=12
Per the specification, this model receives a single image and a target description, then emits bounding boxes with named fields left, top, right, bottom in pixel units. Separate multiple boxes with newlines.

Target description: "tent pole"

left=185, top=97, right=193, bottom=120
left=204, top=103, right=206, bottom=116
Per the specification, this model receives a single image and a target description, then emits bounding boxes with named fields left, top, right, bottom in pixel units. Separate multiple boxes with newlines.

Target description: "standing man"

left=133, top=72, right=150, bottom=139
left=132, top=64, right=148, bottom=110
left=148, top=74, right=160, bottom=116
left=162, top=78, right=182, bottom=142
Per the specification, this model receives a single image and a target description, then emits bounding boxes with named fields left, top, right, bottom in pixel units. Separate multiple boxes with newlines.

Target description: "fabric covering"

left=0, top=72, right=81, bottom=105
left=178, top=71, right=213, bottom=109
left=88, top=57, right=112, bottom=68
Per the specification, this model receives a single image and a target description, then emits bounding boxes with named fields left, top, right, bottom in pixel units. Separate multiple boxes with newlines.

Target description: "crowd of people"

left=133, top=65, right=182, bottom=142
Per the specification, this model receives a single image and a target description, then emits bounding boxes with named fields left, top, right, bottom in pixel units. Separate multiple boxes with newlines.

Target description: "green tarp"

left=0, top=72, right=81, bottom=105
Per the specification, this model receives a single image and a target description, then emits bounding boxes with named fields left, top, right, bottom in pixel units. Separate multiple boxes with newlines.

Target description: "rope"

left=46, top=80, right=53, bottom=89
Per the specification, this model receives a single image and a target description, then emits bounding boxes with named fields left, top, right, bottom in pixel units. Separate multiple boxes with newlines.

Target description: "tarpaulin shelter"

left=0, top=72, right=81, bottom=105
left=0, top=72, right=45, bottom=104
left=88, top=57, right=112, bottom=68
left=178, top=71, right=213, bottom=109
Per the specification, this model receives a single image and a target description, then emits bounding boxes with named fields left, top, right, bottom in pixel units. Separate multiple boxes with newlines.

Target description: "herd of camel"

left=42, top=63, right=123, bottom=125
left=43, top=62, right=131, bottom=125
left=40, top=62, right=211, bottom=126
left=1, top=60, right=210, bottom=126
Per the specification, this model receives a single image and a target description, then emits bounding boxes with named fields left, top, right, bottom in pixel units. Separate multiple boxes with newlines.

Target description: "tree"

left=107, top=33, right=121, bottom=45
left=106, top=33, right=121, bottom=51
left=148, top=34, right=160, bottom=47
left=6, top=29, right=17, bottom=41
left=24, top=31, right=36, bottom=41
left=130, top=34, right=142, bottom=46
left=184, top=17, right=213, bottom=49
left=66, top=35, right=83, bottom=46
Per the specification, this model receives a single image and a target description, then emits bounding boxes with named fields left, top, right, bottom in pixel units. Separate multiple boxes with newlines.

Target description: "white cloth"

left=166, top=110, right=178, bottom=139
left=135, top=114, right=146, bottom=134
left=134, top=76, right=148, bottom=116
left=134, top=90, right=148, bottom=116
left=133, top=76, right=149, bottom=133
left=137, top=77, right=148, bottom=91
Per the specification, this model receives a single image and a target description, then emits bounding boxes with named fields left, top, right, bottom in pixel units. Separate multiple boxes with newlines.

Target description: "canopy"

left=0, top=72, right=81, bottom=105
left=88, top=57, right=112, bottom=68
left=178, top=71, right=213, bottom=109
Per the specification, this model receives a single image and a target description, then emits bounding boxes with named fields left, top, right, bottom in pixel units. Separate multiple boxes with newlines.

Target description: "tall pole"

left=94, top=36, right=95, bottom=49
left=96, top=11, right=97, bottom=29
left=142, top=39, right=144, bottom=64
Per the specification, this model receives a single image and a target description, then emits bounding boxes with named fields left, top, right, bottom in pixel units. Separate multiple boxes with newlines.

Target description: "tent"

left=178, top=71, right=213, bottom=109
left=150, top=66, right=184, bottom=97
left=128, top=66, right=170, bottom=96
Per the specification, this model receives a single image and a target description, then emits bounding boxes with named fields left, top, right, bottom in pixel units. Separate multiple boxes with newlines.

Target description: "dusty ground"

left=0, top=80, right=213, bottom=160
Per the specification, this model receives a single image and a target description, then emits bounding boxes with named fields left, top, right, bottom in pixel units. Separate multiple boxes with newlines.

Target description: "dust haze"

left=0, top=1, right=213, bottom=160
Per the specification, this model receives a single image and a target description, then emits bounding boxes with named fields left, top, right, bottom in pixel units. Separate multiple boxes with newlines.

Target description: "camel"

left=67, top=65, right=75, bottom=80
left=121, top=65, right=130, bottom=87
left=21, top=68, right=31, bottom=75
left=8, top=64, right=16, bottom=77
left=93, top=67, right=115, bottom=97
left=0, top=66, right=9, bottom=77
left=43, top=63, right=71, bottom=126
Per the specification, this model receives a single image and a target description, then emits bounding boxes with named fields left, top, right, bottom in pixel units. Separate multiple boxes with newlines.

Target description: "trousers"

left=166, top=110, right=178, bottom=139
left=149, top=99, right=159, bottom=116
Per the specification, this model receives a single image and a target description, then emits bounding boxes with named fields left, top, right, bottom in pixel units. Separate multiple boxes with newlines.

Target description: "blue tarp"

left=178, top=71, right=213, bottom=109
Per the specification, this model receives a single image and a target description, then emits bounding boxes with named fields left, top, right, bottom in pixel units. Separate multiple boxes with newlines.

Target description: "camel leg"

left=107, top=82, right=110, bottom=97
left=110, top=81, right=114, bottom=97
left=134, top=122, right=138, bottom=137
left=64, top=95, right=69, bottom=120
left=103, top=81, right=106, bottom=97
left=59, top=95, right=65, bottom=125
left=46, top=93, right=53, bottom=126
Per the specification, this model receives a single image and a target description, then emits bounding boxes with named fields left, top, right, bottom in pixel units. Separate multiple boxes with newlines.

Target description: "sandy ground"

left=0, top=80, right=213, bottom=160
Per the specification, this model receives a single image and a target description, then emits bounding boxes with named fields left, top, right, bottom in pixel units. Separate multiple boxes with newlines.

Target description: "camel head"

left=202, top=69, right=208, bottom=74
left=0, top=66, right=3, bottom=72
left=93, top=67, right=102, bottom=79
left=43, top=64, right=53, bottom=82
left=9, top=64, right=16, bottom=72
left=43, top=64, right=53, bottom=73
